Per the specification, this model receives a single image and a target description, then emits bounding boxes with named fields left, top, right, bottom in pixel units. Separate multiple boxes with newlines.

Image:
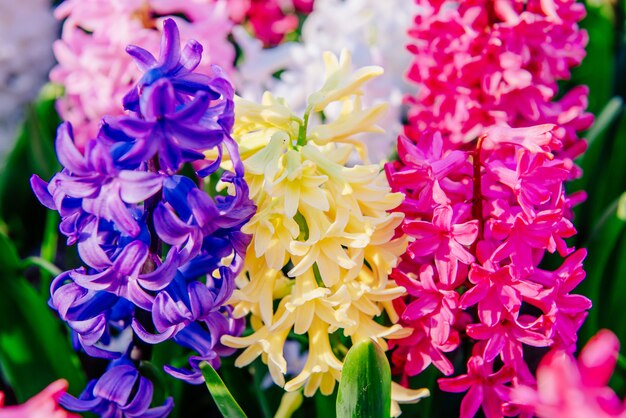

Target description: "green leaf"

left=0, top=232, right=85, bottom=401
left=336, top=340, right=391, bottom=418
left=200, top=361, right=247, bottom=418
left=578, top=192, right=626, bottom=343
left=0, top=228, right=20, bottom=270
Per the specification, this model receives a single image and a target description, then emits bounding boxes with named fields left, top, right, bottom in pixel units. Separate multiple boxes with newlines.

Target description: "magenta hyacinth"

left=404, top=0, right=593, bottom=155
left=387, top=3, right=593, bottom=414
left=387, top=123, right=591, bottom=416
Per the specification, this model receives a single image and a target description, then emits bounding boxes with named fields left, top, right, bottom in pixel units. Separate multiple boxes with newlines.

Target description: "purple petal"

left=55, top=123, right=90, bottom=175
left=163, top=365, right=204, bottom=384
left=180, top=40, right=203, bottom=73
left=94, top=364, right=138, bottom=405
left=118, top=171, right=163, bottom=203
left=159, top=19, right=181, bottom=72
left=188, top=188, right=219, bottom=230
left=132, top=318, right=178, bottom=344
left=168, top=122, right=225, bottom=150
left=153, top=203, right=194, bottom=245
left=126, top=45, right=158, bottom=71
left=104, top=115, right=155, bottom=138
left=77, top=222, right=112, bottom=269
left=120, top=375, right=152, bottom=415
left=114, top=240, right=149, bottom=277
left=141, top=79, right=176, bottom=120
left=138, top=249, right=179, bottom=291
left=70, top=269, right=116, bottom=292
left=30, top=175, right=56, bottom=209
left=60, top=391, right=103, bottom=412
left=54, top=173, right=101, bottom=198
left=188, top=281, right=214, bottom=319
left=172, top=91, right=210, bottom=123
left=142, top=397, right=175, bottom=418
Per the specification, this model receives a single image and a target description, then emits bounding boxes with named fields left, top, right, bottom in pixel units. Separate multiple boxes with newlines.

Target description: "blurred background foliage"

left=2, top=1, right=626, bottom=417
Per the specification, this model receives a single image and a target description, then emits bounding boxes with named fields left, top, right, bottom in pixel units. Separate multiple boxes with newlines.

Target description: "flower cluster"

left=51, top=0, right=235, bottom=148
left=386, top=2, right=593, bottom=415
left=227, top=0, right=314, bottom=46
left=385, top=124, right=591, bottom=416
left=0, top=0, right=56, bottom=155
left=405, top=0, right=593, bottom=155
left=221, top=50, right=428, bottom=413
left=234, top=0, right=417, bottom=162
left=512, top=329, right=624, bottom=418
left=31, top=19, right=254, bottom=415
left=0, top=380, right=77, bottom=418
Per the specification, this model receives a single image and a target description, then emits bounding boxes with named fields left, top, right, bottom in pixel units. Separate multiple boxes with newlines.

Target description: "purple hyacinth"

left=31, top=18, right=255, bottom=416
left=60, top=359, right=174, bottom=418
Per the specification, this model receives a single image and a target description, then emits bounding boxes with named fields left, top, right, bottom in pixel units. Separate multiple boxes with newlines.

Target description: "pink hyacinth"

left=386, top=123, right=591, bottom=417
left=0, top=380, right=78, bottom=418
left=227, top=0, right=314, bottom=46
left=511, top=330, right=626, bottom=418
left=50, top=0, right=235, bottom=148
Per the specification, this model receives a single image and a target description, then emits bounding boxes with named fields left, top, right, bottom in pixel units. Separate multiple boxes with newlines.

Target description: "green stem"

left=39, top=210, right=59, bottom=297
left=252, top=362, right=273, bottom=418
left=297, top=111, right=311, bottom=147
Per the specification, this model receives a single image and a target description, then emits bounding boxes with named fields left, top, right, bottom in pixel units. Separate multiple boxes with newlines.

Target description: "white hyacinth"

left=234, top=0, right=418, bottom=163
left=0, top=0, right=57, bottom=158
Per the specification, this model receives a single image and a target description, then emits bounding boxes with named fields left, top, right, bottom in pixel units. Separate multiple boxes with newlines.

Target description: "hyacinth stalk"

left=386, top=1, right=593, bottom=417
left=219, top=50, right=428, bottom=415
left=30, top=19, right=254, bottom=416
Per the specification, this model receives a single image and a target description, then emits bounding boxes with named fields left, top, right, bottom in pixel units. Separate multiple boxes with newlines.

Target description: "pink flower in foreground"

left=511, top=330, right=626, bottom=418
left=0, top=380, right=78, bottom=418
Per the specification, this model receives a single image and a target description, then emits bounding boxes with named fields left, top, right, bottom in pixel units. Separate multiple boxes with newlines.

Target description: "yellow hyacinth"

left=220, top=50, right=428, bottom=413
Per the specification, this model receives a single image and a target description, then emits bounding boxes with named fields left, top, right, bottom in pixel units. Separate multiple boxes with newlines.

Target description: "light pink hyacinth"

left=0, top=380, right=78, bottom=418
left=50, top=0, right=234, bottom=148
left=511, top=330, right=626, bottom=418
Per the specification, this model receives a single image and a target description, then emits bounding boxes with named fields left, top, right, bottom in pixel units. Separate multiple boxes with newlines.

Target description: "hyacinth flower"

left=31, top=19, right=255, bottom=415
left=233, top=0, right=418, bottom=163
left=219, top=49, right=428, bottom=415
left=0, top=380, right=78, bottom=418
left=50, top=0, right=235, bottom=148
left=385, top=125, right=591, bottom=417
left=404, top=0, right=593, bottom=165
left=510, top=329, right=625, bottom=418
